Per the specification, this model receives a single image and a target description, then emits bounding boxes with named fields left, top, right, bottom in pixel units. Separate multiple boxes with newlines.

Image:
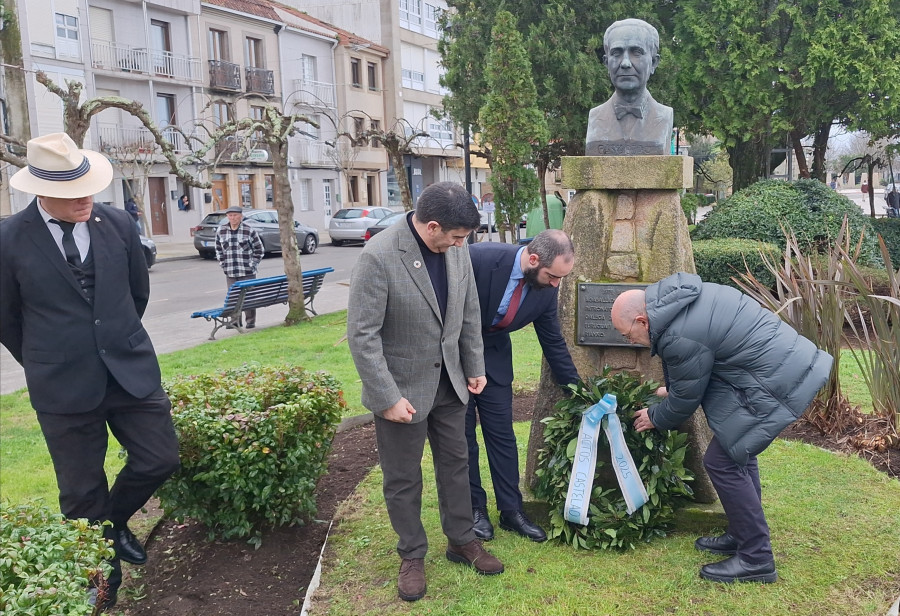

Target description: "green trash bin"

left=525, top=194, right=565, bottom=237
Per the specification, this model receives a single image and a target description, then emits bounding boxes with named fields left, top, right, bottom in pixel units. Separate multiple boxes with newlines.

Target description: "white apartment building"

left=2, top=0, right=372, bottom=236
left=283, top=0, right=461, bottom=207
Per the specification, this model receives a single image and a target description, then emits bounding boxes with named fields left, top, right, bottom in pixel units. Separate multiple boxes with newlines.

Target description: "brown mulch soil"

left=118, top=395, right=898, bottom=616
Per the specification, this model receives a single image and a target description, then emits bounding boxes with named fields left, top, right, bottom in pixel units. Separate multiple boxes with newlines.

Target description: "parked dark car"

left=192, top=209, right=319, bottom=258
left=140, top=235, right=157, bottom=269
left=364, top=211, right=407, bottom=241
left=328, top=206, right=394, bottom=245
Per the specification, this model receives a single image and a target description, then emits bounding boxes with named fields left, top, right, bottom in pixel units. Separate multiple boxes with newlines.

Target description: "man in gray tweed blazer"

left=348, top=182, right=504, bottom=602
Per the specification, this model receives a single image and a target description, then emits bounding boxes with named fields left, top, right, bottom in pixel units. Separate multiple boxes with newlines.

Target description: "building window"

left=265, top=175, right=274, bottom=204
left=209, top=29, right=228, bottom=61
left=366, top=175, right=376, bottom=206
left=350, top=58, right=362, bottom=88
left=400, top=0, right=422, bottom=28
left=55, top=13, right=80, bottom=59
left=424, top=4, right=442, bottom=38
left=212, top=102, right=231, bottom=126
left=245, top=37, right=264, bottom=68
left=298, top=179, right=311, bottom=211
left=156, top=94, right=176, bottom=127
left=349, top=176, right=359, bottom=203
left=367, top=62, right=378, bottom=91
left=238, top=174, right=254, bottom=208
left=304, top=114, right=320, bottom=140
left=401, top=69, right=425, bottom=90
left=250, top=105, right=265, bottom=140
left=370, top=119, right=381, bottom=148
left=353, top=117, right=365, bottom=140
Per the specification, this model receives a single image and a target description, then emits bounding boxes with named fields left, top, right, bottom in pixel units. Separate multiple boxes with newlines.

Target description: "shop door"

left=148, top=177, right=169, bottom=236
left=211, top=178, right=228, bottom=211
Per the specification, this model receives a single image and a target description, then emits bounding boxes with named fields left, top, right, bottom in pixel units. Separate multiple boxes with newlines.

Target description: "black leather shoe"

left=700, top=555, right=777, bottom=583
left=498, top=510, right=547, bottom=542
left=472, top=507, right=494, bottom=541
left=88, top=586, right=118, bottom=612
left=694, top=532, right=738, bottom=555
left=114, top=526, right=147, bottom=565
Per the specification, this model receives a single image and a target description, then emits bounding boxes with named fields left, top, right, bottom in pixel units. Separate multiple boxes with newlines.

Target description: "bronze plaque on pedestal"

left=576, top=283, right=648, bottom=346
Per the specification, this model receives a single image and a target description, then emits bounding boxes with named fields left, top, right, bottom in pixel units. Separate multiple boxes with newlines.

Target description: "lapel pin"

left=413, top=260, right=422, bottom=268
left=94, top=217, right=101, bottom=222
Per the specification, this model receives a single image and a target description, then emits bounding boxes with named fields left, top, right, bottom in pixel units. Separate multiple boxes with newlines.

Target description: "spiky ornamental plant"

left=534, top=368, right=695, bottom=550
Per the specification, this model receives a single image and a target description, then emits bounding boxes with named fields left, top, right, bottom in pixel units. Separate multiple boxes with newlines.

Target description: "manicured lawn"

left=311, top=425, right=900, bottom=616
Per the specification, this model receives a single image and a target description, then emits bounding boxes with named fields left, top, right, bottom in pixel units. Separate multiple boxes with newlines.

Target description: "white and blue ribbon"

left=564, top=394, right=649, bottom=525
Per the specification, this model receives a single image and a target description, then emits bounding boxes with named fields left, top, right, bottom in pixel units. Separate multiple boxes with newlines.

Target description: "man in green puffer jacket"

left=611, top=272, right=832, bottom=584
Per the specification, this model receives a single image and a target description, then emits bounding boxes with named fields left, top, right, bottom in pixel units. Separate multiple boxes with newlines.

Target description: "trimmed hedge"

left=0, top=501, right=114, bottom=616
left=692, top=238, right=779, bottom=289
left=158, top=365, right=346, bottom=547
left=872, top=218, right=900, bottom=266
left=692, top=179, right=881, bottom=266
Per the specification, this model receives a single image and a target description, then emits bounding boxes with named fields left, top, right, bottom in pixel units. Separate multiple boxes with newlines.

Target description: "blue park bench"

left=191, top=267, right=334, bottom=340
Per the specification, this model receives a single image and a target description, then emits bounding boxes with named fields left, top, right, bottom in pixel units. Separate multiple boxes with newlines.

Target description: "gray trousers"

left=374, top=373, right=476, bottom=559
left=226, top=274, right=256, bottom=326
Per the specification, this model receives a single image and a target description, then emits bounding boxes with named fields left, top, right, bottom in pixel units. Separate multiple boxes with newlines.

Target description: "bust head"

left=603, top=19, right=660, bottom=98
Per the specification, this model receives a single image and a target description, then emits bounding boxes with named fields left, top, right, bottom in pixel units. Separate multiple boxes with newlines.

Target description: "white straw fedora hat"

left=9, top=133, right=113, bottom=199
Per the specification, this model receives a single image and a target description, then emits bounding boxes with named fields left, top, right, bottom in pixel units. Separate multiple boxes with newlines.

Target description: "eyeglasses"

left=623, top=316, right=643, bottom=343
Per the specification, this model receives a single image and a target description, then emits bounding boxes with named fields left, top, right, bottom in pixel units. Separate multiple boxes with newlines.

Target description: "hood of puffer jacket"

left=645, top=272, right=702, bottom=353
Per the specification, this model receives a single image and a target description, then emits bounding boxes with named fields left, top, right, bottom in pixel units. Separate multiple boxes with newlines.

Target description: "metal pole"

left=464, top=125, right=476, bottom=244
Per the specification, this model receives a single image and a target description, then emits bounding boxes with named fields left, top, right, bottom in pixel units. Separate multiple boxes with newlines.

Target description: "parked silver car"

left=192, top=209, right=319, bottom=258
left=328, top=206, right=394, bottom=246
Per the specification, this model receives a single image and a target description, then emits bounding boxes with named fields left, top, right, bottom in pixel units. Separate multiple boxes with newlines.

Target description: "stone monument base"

left=525, top=155, right=718, bottom=504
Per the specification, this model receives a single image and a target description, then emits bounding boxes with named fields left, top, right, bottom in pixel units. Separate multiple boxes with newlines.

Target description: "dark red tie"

left=493, top=278, right=525, bottom=330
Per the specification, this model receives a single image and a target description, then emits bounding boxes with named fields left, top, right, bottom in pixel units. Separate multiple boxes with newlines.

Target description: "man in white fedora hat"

left=0, top=133, right=180, bottom=611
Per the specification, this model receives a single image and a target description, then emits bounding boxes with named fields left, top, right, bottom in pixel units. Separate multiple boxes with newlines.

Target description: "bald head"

left=611, top=289, right=650, bottom=345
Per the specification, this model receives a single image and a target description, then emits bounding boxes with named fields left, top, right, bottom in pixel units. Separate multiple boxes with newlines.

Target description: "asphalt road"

left=0, top=242, right=365, bottom=394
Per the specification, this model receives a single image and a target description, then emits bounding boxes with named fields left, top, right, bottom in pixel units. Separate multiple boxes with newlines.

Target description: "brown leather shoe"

left=446, top=540, right=504, bottom=575
left=397, top=558, right=426, bottom=601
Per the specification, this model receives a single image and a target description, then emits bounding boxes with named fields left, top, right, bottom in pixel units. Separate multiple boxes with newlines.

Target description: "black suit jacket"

left=0, top=200, right=161, bottom=413
left=469, top=242, right=579, bottom=388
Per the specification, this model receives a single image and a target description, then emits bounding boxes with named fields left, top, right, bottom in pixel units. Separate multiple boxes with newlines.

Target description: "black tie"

left=50, top=219, right=83, bottom=268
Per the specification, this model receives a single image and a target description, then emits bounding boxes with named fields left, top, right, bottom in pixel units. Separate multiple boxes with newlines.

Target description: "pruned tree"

left=100, top=141, right=159, bottom=232
left=478, top=10, right=548, bottom=243
left=203, top=96, right=318, bottom=324
left=0, top=70, right=213, bottom=189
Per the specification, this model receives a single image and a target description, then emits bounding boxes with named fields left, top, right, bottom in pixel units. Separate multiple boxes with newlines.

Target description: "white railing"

left=91, top=40, right=201, bottom=82
left=292, top=78, right=336, bottom=108
left=294, top=140, right=334, bottom=167
left=96, top=123, right=192, bottom=155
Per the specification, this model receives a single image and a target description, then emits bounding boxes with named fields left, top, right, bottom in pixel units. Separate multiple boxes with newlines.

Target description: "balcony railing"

left=96, top=123, right=192, bottom=155
left=91, top=40, right=201, bottom=82
left=292, top=78, right=336, bottom=108
left=209, top=60, right=242, bottom=91
left=246, top=67, right=274, bottom=95
left=294, top=140, right=334, bottom=167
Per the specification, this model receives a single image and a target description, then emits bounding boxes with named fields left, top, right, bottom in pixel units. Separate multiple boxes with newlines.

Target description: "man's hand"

left=655, top=386, right=668, bottom=398
left=383, top=397, right=416, bottom=423
left=633, top=408, right=655, bottom=433
left=467, top=376, right=487, bottom=395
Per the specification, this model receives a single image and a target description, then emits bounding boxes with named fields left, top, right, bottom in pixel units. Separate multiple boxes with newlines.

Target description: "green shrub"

left=692, top=179, right=882, bottom=266
left=158, top=365, right=346, bottom=547
left=534, top=369, right=694, bottom=550
left=872, top=218, right=900, bottom=266
left=692, top=238, right=779, bottom=289
left=0, top=501, right=113, bottom=616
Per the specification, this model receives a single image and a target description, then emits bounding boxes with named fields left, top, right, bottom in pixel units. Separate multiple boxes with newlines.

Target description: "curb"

left=301, top=413, right=375, bottom=614
left=156, top=253, right=201, bottom=263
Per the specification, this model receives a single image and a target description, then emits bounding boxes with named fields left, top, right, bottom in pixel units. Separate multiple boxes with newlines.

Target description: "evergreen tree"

left=478, top=10, right=549, bottom=241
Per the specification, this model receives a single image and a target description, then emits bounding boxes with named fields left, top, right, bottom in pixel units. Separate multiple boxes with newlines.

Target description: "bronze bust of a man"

left=586, top=18, right=673, bottom=156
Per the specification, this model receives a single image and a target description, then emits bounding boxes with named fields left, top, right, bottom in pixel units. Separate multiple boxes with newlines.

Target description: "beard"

left=523, top=266, right=551, bottom=289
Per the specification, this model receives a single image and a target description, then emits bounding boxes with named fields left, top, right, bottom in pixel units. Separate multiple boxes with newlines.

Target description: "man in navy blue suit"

left=467, top=229, right=580, bottom=541
left=1, top=133, right=180, bottom=611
